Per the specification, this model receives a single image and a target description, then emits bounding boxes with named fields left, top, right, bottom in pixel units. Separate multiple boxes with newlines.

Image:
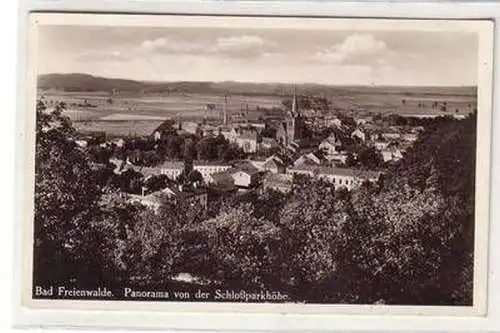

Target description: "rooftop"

left=231, top=161, right=261, bottom=176
left=193, top=160, right=232, bottom=167
left=264, top=173, right=293, bottom=184
left=289, top=165, right=365, bottom=177
left=158, top=161, right=185, bottom=169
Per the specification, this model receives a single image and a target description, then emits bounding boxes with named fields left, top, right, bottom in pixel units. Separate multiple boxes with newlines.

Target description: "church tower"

left=286, top=86, right=299, bottom=144
left=276, top=86, right=304, bottom=147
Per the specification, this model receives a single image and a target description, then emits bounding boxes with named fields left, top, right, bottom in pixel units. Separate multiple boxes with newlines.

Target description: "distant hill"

left=38, top=73, right=477, bottom=97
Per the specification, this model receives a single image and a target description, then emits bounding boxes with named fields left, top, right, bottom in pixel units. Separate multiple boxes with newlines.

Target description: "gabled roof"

left=210, top=171, right=235, bottom=186
left=264, top=154, right=284, bottom=166
left=231, top=161, right=261, bottom=176
left=290, top=165, right=361, bottom=177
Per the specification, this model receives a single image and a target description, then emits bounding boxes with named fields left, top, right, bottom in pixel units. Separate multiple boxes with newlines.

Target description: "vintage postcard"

left=18, top=13, right=493, bottom=317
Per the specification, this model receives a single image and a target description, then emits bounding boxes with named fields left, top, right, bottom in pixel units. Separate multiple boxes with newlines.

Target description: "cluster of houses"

left=112, top=147, right=382, bottom=212
left=89, top=89, right=431, bottom=213
left=316, top=120, right=423, bottom=164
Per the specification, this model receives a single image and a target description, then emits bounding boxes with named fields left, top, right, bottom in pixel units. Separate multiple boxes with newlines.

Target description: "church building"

left=276, top=88, right=306, bottom=146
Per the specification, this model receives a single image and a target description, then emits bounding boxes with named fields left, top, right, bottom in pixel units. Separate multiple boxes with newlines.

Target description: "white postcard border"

left=13, top=2, right=500, bottom=331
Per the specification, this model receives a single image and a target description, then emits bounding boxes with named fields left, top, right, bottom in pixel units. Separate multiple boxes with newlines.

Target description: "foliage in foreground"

left=33, top=100, right=476, bottom=305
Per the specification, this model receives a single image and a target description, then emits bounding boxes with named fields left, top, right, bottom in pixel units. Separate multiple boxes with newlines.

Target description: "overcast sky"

left=37, top=25, right=478, bottom=86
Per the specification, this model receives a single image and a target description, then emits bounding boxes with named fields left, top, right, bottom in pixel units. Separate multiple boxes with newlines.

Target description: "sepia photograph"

left=21, top=13, right=493, bottom=315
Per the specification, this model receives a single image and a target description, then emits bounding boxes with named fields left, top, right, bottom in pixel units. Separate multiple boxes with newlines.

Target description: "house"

left=324, top=116, right=342, bottom=128
left=316, top=167, right=359, bottom=190
left=247, top=159, right=265, bottom=171
left=109, top=158, right=133, bottom=175
left=75, top=139, right=88, bottom=148
left=153, top=130, right=161, bottom=142
left=351, top=128, right=366, bottom=142
left=162, top=185, right=208, bottom=210
left=319, top=133, right=340, bottom=160
left=287, top=165, right=380, bottom=191
left=358, top=170, right=381, bottom=183
left=230, top=163, right=261, bottom=189
left=294, top=152, right=322, bottom=167
left=263, top=173, right=294, bottom=194
left=193, top=161, right=232, bottom=183
left=329, top=151, right=349, bottom=165
left=137, top=166, right=163, bottom=179
left=217, top=124, right=236, bottom=143
left=373, top=141, right=390, bottom=151
left=262, top=155, right=286, bottom=174
left=356, top=118, right=368, bottom=126
left=381, top=132, right=401, bottom=140
left=402, top=133, right=418, bottom=142
left=235, top=128, right=259, bottom=153
left=179, top=122, right=202, bottom=136
left=286, top=164, right=316, bottom=177
left=260, top=137, right=279, bottom=150
left=111, top=138, right=125, bottom=148
left=412, top=126, right=425, bottom=133
left=127, top=193, right=165, bottom=213
left=381, top=147, right=404, bottom=162
left=209, top=170, right=235, bottom=187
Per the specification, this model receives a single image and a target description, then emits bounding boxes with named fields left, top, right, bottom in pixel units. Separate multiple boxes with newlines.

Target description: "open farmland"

left=38, top=78, right=477, bottom=137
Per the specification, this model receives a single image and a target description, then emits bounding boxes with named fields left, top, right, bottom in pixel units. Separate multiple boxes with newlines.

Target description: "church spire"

left=291, top=85, right=298, bottom=116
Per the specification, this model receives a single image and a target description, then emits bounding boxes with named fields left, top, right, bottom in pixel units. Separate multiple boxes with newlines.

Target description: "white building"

left=381, top=148, right=404, bottom=162
left=111, top=138, right=125, bottom=148
left=153, top=130, right=162, bottom=142
left=159, top=161, right=185, bottom=179
left=373, top=141, right=390, bottom=151
left=324, top=116, right=342, bottom=128
left=402, top=133, right=418, bottom=142
left=351, top=128, right=366, bottom=142
left=230, top=163, right=261, bottom=188
left=329, top=151, right=349, bottom=165
left=75, top=139, right=88, bottom=148
left=287, top=165, right=380, bottom=191
left=260, top=137, right=279, bottom=150
left=381, top=132, right=401, bottom=140
left=193, top=162, right=232, bottom=183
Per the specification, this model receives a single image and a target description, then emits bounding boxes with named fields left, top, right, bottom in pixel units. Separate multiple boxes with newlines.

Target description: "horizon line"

left=38, top=72, right=478, bottom=89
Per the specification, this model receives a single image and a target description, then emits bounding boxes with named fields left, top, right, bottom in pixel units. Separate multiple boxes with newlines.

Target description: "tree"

left=357, top=146, right=383, bottom=170
left=193, top=203, right=283, bottom=289
left=183, top=138, right=197, bottom=160
left=187, top=170, right=204, bottom=183
left=34, top=99, right=116, bottom=287
left=143, top=174, right=171, bottom=193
